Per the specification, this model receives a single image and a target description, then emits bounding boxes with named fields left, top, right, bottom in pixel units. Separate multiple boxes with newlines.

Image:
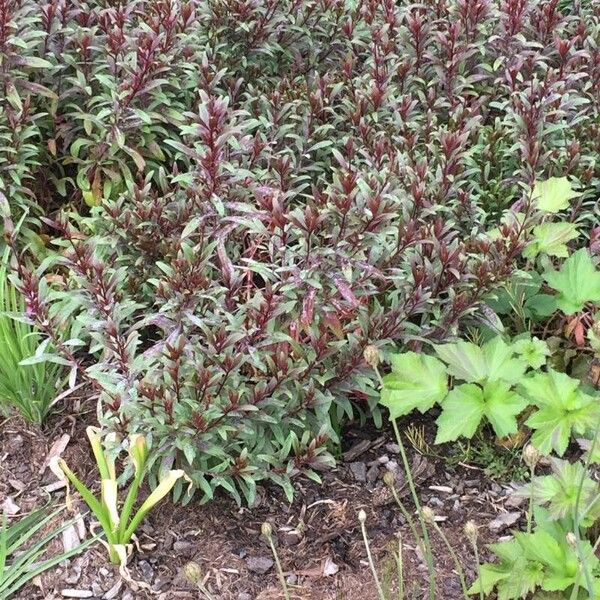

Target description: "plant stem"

left=470, top=537, right=484, bottom=600
left=527, top=466, right=534, bottom=534
left=432, top=522, right=468, bottom=599
left=359, top=515, right=387, bottom=600
left=570, top=415, right=600, bottom=600
left=389, top=483, right=423, bottom=553
left=267, top=535, right=290, bottom=600
left=396, top=534, right=404, bottom=600
left=392, top=418, right=436, bottom=600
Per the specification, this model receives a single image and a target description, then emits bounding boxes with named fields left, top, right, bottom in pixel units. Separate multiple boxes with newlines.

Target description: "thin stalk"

left=265, top=532, right=290, bottom=600
left=526, top=465, right=534, bottom=534
left=359, top=512, right=387, bottom=600
left=396, top=534, right=404, bottom=600
left=570, top=415, right=600, bottom=600
left=469, top=537, right=483, bottom=600
left=432, top=522, right=468, bottom=599
left=388, top=482, right=423, bottom=549
left=392, top=419, right=436, bottom=600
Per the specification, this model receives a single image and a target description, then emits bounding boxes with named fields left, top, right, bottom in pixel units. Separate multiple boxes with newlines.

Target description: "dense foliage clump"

left=3, top=0, right=600, bottom=502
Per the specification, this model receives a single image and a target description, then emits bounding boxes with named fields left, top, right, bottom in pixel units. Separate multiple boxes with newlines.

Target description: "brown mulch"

left=0, top=410, right=522, bottom=600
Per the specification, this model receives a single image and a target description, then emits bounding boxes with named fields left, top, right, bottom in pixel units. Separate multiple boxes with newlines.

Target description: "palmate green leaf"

left=435, top=381, right=527, bottom=443
left=523, top=222, right=579, bottom=258
left=544, top=249, right=600, bottom=315
left=380, top=352, right=448, bottom=418
left=471, top=511, right=587, bottom=600
left=521, top=369, right=599, bottom=455
left=435, top=384, right=484, bottom=442
left=521, top=459, right=600, bottom=527
left=532, top=177, right=579, bottom=213
left=484, top=381, right=529, bottom=437
left=433, top=336, right=527, bottom=385
left=513, top=336, right=551, bottom=369
left=467, top=564, right=512, bottom=596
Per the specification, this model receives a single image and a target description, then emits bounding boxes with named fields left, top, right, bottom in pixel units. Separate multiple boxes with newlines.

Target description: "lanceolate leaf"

left=380, top=352, right=448, bottom=418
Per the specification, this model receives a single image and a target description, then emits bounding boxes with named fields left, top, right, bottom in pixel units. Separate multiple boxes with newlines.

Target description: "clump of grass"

left=0, top=245, right=65, bottom=424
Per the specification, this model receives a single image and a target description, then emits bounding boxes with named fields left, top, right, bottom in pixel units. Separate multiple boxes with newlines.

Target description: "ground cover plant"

left=1, top=0, right=600, bottom=598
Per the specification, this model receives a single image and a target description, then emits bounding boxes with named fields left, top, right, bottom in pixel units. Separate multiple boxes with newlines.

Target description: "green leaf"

left=483, top=380, right=528, bottom=438
left=380, top=352, right=448, bottom=418
left=434, top=336, right=526, bottom=385
left=523, top=222, right=579, bottom=258
left=435, top=384, right=485, bottom=443
left=544, top=249, right=600, bottom=315
left=435, top=381, right=527, bottom=443
left=514, top=530, right=565, bottom=573
left=434, top=340, right=486, bottom=382
left=513, top=337, right=551, bottom=369
left=525, top=294, right=558, bottom=319
left=15, top=56, right=54, bottom=69
left=522, top=369, right=599, bottom=455
left=532, top=177, right=579, bottom=213
left=522, top=459, right=600, bottom=526
left=467, top=564, right=511, bottom=596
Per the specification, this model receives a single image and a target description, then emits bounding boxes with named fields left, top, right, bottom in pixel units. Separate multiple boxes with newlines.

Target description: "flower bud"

left=184, top=561, right=202, bottom=584
left=421, top=506, right=435, bottom=524
left=261, top=522, right=273, bottom=538
left=363, top=345, right=380, bottom=369
left=523, top=444, right=541, bottom=470
left=464, top=520, right=478, bottom=543
left=383, top=471, right=395, bottom=488
left=358, top=509, right=367, bottom=523
left=566, top=532, right=577, bottom=548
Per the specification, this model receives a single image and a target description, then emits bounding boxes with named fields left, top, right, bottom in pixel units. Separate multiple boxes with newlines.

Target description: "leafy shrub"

left=5, top=0, right=600, bottom=502
left=1, top=0, right=600, bottom=216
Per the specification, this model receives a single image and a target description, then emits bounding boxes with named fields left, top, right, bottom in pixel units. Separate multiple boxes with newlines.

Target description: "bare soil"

left=0, top=410, right=522, bottom=600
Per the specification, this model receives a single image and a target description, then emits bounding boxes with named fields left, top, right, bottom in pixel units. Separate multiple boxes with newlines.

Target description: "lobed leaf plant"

left=381, top=334, right=600, bottom=454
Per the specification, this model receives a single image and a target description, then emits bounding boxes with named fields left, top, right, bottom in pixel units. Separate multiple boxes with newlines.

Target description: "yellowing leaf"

left=523, top=222, right=578, bottom=258
left=532, top=177, right=579, bottom=213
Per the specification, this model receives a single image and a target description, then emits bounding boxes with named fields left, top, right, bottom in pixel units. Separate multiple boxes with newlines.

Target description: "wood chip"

left=342, top=439, right=372, bottom=461
left=323, top=557, right=339, bottom=576
left=61, top=590, right=93, bottom=599
left=103, top=580, right=123, bottom=600
left=428, top=485, right=453, bottom=493
left=488, top=511, right=520, bottom=532
left=2, top=497, right=20, bottom=515
left=43, top=480, right=67, bottom=493
left=41, top=434, right=70, bottom=474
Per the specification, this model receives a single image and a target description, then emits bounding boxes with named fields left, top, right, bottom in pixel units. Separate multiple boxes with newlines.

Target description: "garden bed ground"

left=0, top=409, right=523, bottom=600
